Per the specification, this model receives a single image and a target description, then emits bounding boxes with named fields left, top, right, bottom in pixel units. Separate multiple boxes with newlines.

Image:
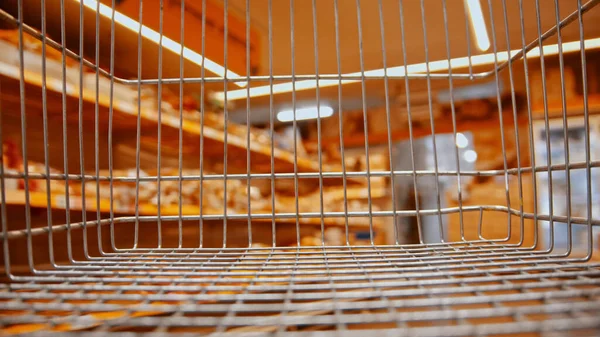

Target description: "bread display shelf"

left=324, top=185, right=387, bottom=201
left=139, top=203, right=380, bottom=228
left=2, top=189, right=379, bottom=228
left=273, top=185, right=387, bottom=205
left=1, top=189, right=112, bottom=213
left=0, top=61, right=327, bottom=174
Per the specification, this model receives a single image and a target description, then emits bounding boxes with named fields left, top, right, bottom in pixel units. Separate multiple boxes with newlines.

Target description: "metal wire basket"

left=0, top=0, right=599, bottom=335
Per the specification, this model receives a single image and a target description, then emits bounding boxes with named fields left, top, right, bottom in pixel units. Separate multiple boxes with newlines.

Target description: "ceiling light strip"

left=277, top=106, right=334, bottom=122
left=77, top=0, right=246, bottom=88
left=214, top=37, right=600, bottom=101
left=465, top=0, right=491, bottom=52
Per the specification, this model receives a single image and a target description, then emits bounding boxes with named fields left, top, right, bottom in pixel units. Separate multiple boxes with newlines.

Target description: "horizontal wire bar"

left=7, top=262, right=599, bottom=292
left=2, top=318, right=596, bottom=337
left=2, top=301, right=598, bottom=328
left=15, top=254, right=599, bottom=277
left=2, top=204, right=599, bottom=240
left=37, top=249, right=570, bottom=266
left=21, top=246, right=575, bottom=265
left=3, top=274, right=599, bottom=304
left=62, top=244, right=548, bottom=261
left=1, top=287, right=599, bottom=315
left=2, top=160, right=599, bottom=182
left=18, top=261, right=598, bottom=278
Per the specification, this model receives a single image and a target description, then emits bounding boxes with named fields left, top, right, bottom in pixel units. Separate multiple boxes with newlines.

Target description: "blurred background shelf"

left=1, top=188, right=381, bottom=228
left=0, top=61, right=330, bottom=175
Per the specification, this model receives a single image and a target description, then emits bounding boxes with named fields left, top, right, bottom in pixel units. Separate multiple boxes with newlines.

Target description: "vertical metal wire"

left=77, top=0, right=89, bottom=257
left=576, top=0, right=594, bottom=260
left=552, top=0, right=571, bottom=253
left=59, top=0, right=73, bottom=261
left=198, top=0, right=207, bottom=248
left=355, top=0, right=375, bottom=243
left=398, top=0, right=423, bottom=244
left=477, top=208, right=485, bottom=240
left=245, top=0, right=252, bottom=247
left=155, top=0, right=165, bottom=249
left=418, top=0, right=444, bottom=243
left=0, top=68, right=11, bottom=278
left=222, top=0, right=229, bottom=248
left=525, top=0, right=555, bottom=253
left=39, top=0, right=56, bottom=266
left=133, top=0, right=144, bottom=249
left=441, top=0, right=464, bottom=245
left=500, top=0, right=526, bottom=247
left=16, top=0, right=35, bottom=271
left=377, top=0, right=399, bottom=244
left=543, top=0, right=568, bottom=255
left=94, top=0, right=104, bottom=254
left=517, top=0, right=544, bottom=251
left=463, top=0, right=475, bottom=82
left=311, top=0, right=326, bottom=245
left=333, top=0, right=351, bottom=244
left=268, top=0, right=276, bottom=247
left=290, top=0, right=301, bottom=246
left=108, top=0, right=118, bottom=251
left=462, top=0, right=474, bottom=242
left=177, top=0, right=185, bottom=249
left=487, top=0, right=512, bottom=242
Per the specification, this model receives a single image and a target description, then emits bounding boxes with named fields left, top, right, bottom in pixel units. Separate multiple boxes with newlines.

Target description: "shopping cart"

left=0, top=0, right=599, bottom=335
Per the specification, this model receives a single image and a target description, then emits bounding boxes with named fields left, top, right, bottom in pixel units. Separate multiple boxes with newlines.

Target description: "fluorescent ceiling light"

left=277, top=106, right=334, bottom=122
left=455, top=133, right=469, bottom=149
left=213, top=37, right=600, bottom=102
left=465, top=0, right=491, bottom=52
left=463, top=150, right=478, bottom=163
left=76, top=0, right=246, bottom=87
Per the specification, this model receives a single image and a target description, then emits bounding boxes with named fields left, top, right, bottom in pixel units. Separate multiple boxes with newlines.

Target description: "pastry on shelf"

left=2, top=139, right=22, bottom=191
left=2, top=139, right=21, bottom=171
left=0, top=29, right=152, bottom=111
left=158, top=88, right=204, bottom=122
left=1, top=140, right=72, bottom=195
left=82, top=73, right=156, bottom=112
left=0, top=29, right=76, bottom=66
left=24, top=162, right=67, bottom=195
left=0, top=29, right=80, bottom=87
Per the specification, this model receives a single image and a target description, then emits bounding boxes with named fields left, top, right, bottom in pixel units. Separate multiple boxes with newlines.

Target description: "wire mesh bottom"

left=0, top=244, right=599, bottom=336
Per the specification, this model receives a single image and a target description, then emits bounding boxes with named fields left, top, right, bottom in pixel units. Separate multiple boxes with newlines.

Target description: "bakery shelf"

left=324, top=185, right=387, bottom=201
left=1, top=189, right=112, bottom=213
left=272, top=186, right=387, bottom=209
left=142, top=203, right=380, bottom=228
left=2, top=189, right=378, bottom=228
left=0, top=61, right=327, bottom=174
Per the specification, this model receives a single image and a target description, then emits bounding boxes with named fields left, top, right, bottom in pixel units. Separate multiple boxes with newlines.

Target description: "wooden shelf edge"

left=3, top=189, right=379, bottom=228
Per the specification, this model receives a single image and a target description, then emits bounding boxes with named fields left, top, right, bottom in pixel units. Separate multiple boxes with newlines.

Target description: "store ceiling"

left=3, top=0, right=600, bottom=125
left=232, top=0, right=596, bottom=77
left=226, top=0, right=600, bottom=124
